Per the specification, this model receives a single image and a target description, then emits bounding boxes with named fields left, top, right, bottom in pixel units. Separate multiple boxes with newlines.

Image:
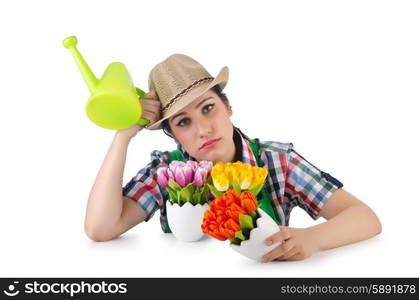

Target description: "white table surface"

left=0, top=201, right=415, bottom=278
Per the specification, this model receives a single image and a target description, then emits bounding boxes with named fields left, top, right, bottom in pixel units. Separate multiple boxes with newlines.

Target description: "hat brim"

left=145, top=66, right=229, bottom=130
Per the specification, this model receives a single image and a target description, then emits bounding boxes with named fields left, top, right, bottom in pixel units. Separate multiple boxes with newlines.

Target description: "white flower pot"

left=166, top=201, right=209, bottom=242
left=230, top=208, right=281, bottom=261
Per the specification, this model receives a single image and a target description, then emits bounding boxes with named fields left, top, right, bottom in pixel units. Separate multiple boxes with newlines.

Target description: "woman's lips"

left=200, top=138, right=221, bottom=150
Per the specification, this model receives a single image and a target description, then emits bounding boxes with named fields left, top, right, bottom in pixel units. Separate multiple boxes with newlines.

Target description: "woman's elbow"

left=368, top=206, right=382, bottom=236
left=375, top=215, right=383, bottom=236
left=84, top=223, right=117, bottom=242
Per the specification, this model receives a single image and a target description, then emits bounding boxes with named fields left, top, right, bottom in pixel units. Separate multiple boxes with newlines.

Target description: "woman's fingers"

left=262, top=238, right=295, bottom=262
left=284, top=253, right=305, bottom=261
left=142, top=90, right=159, bottom=100
left=276, top=247, right=300, bottom=261
left=140, top=90, right=161, bottom=123
left=142, top=108, right=160, bottom=124
left=265, top=226, right=291, bottom=245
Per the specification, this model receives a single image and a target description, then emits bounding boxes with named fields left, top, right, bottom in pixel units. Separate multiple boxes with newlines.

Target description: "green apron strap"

left=248, top=139, right=281, bottom=225
left=169, top=149, right=185, bottom=162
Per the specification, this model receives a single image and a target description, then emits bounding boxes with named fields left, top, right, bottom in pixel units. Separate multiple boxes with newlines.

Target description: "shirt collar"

left=236, top=128, right=258, bottom=166
left=176, top=127, right=258, bottom=166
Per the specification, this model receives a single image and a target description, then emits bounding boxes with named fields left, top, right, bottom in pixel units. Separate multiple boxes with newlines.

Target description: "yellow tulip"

left=232, top=161, right=244, bottom=169
left=241, top=164, right=252, bottom=172
left=211, top=163, right=225, bottom=175
left=213, top=173, right=229, bottom=191
left=250, top=167, right=267, bottom=189
left=239, top=170, right=253, bottom=189
left=210, top=162, right=268, bottom=193
left=228, top=166, right=239, bottom=181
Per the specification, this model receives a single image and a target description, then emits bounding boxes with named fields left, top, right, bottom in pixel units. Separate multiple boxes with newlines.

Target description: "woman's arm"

left=84, top=129, right=146, bottom=242
left=84, top=91, right=162, bottom=242
left=309, top=188, right=382, bottom=251
left=262, top=188, right=382, bottom=262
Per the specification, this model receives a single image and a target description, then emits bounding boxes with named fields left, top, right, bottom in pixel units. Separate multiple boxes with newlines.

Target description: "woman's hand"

left=261, top=226, right=320, bottom=262
left=140, top=90, right=162, bottom=126
left=115, top=90, right=162, bottom=140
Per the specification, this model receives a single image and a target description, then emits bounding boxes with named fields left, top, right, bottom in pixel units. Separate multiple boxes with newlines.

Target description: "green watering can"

left=62, top=36, right=150, bottom=130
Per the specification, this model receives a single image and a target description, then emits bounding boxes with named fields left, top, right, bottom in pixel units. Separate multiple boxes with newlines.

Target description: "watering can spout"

left=63, top=36, right=98, bottom=93
left=62, top=35, right=150, bottom=130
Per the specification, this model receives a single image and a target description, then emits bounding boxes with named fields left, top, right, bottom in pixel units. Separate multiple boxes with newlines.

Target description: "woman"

left=85, top=54, right=382, bottom=262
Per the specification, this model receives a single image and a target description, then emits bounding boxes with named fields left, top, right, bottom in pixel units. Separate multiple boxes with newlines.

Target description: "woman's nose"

left=196, top=118, right=213, bottom=137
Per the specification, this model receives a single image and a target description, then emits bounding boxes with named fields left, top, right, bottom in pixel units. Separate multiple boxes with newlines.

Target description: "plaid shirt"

left=122, top=129, right=343, bottom=232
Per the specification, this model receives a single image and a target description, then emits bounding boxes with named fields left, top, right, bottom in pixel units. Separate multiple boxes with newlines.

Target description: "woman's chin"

left=198, top=151, right=223, bottom=163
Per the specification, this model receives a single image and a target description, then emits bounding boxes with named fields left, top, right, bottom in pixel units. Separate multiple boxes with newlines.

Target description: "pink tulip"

left=186, top=161, right=199, bottom=172
left=162, top=160, right=213, bottom=188
left=169, top=161, right=185, bottom=169
left=167, top=168, right=175, bottom=181
left=156, top=167, right=169, bottom=187
left=193, top=167, right=207, bottom=187
left=199, top=160, right=213, bottom=168
left=169, top=162, right=184, bottom=184
left=173, top=166, right=187, bottom=186
left=183, top=165, right=194, bottom=185
left=199, top=161, right=213, bottom=178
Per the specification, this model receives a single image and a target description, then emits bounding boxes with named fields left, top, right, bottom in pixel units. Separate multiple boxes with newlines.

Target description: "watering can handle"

left=136, top=87, right=151, bottom=126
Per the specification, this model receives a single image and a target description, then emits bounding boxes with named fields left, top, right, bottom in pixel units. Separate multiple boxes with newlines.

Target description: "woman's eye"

left=177, top=118, right=190, bottom=127
left=203, top=103, right=214, bottom=113
left=176, top=104, right=214, bottom=127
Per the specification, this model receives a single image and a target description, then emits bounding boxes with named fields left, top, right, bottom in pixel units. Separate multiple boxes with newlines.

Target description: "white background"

left=1, top=0, right=418, bottom=277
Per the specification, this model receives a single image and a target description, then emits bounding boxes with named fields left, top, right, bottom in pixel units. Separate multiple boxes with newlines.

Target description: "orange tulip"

left=202, top=189, right=259, bottom=242
left=222, top=189, right=241, bottom=206
left=240, top=191, right=258, bottom=213
left=224, top=218, right=241, bottom=232
left=226, top=203, right=246, bottom=221
left=219, top=227, right=235, bottom=239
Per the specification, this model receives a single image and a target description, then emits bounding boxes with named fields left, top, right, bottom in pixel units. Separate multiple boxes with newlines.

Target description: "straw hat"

left=145, top=54, right=229, bottom=130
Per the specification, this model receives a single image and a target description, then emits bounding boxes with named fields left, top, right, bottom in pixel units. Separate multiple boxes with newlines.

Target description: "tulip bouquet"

left=157, top=160, right=213, bottom=242
left=207, top=161, right=267, bottom=198
left=157, top=160, right=213, bottom=206
left=202, top=161, right=269, bottom=245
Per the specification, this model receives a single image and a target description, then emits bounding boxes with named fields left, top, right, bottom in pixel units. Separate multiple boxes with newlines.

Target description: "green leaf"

left=168, top=179, right=181, bottom=190
left=192, top=193, right=201, bottom=205
left=249, top=211, right=257, bottom=218
left=249, top=184, right=264, bottom=197
left=234, top=230, right=246, bottom=241
left=231, top=179, right=241, bottom=195
left=239, top=214, right=254, bottom=231
left=207, top=184, right=223, bottom=198
left=176, top=190, right=182, bottom=206
left=166, top=186, right=178, bottom=204
left=228, top=237, right=242, bottom=245
left=180, top=183, right=194, bottom=203
left=200, top=184, right=209, bottom=204
left=249, top=211, right=259, bottom=227
left=242, top=228, right=250, bottom=239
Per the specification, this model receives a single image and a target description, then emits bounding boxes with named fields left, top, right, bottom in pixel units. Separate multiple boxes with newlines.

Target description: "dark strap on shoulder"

left=164, top=150, right=186, bottom=233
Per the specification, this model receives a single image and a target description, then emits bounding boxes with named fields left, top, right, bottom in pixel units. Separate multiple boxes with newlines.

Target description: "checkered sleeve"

left=285, top=146, right=344, bottom=220
left=122, top=150, right=170, bottom=222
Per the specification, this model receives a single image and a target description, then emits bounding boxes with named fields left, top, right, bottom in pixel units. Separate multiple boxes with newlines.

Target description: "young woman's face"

left=168, top=89, right=235, bottom=163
